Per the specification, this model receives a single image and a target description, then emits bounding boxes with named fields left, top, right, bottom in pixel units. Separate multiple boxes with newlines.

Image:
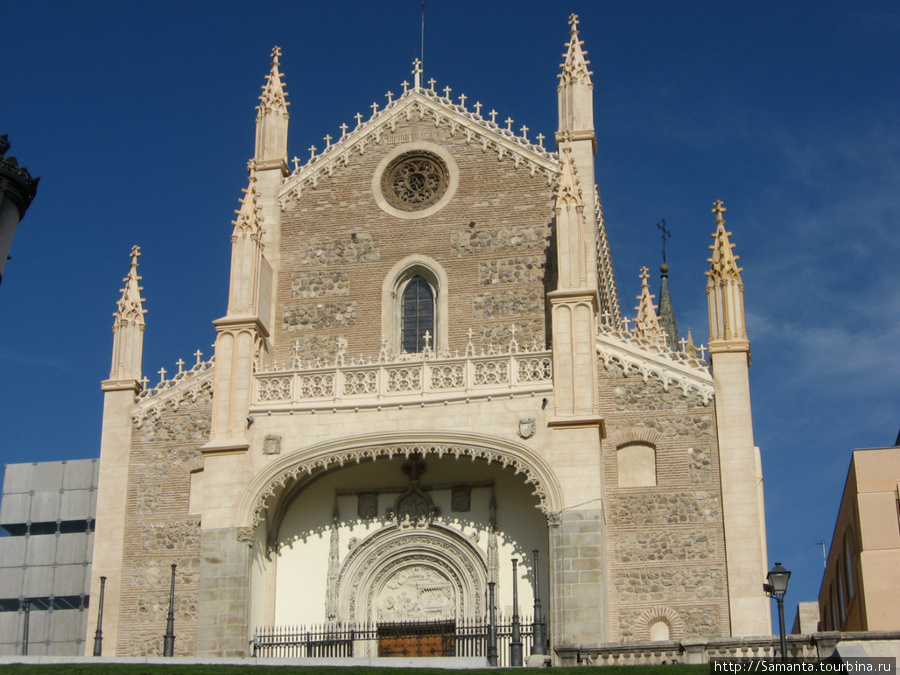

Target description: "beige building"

left=818, top=444, right=900, bottom=632
left=85, top=15, right=771, bottom=662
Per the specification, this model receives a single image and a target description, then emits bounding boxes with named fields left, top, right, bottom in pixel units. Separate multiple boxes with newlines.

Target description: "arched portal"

left=243, top=435, right=559, bottom=638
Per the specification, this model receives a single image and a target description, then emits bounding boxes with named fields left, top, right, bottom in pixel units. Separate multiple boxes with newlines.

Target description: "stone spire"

left=632, top=267, right=666, bottom=345
left=254, top=46, right=290, bottom=169
left=657, top=264, right=680, bottom=351
left=706, top=200, right=748, bottom=350
left=557, top=13, right=594, bottom=135
left=109, top=245, right=146, bottom=382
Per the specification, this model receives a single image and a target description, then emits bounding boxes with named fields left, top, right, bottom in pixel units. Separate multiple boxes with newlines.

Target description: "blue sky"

left=3, top=1, right=899, bottom=624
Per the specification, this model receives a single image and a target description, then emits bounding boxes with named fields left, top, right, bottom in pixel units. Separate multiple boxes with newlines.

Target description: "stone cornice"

left=278, top=89, right=559, bottom=211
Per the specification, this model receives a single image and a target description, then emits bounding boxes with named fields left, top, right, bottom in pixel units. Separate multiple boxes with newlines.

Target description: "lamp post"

left=0, top=135, right=40, bottom=286
left=510, top=558, right=523, bottom=667
left=531, top=549, right=547, bottom=656
left=163, top=564, right=177, bottom=656
left=92, top=576, right=106, bottom=656
left=764, top=562, right=791, bottom=663
left=486, top=581, right=498, bottom=667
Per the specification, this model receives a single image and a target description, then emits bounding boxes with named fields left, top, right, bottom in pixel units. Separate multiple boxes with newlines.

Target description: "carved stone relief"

left=263, top=435, right=282, bottom=455
left=451, top=486, right=471, bottom=512
left=358, top=492, right=378, bottom=519
left=378, top=565, right=456, bottom=621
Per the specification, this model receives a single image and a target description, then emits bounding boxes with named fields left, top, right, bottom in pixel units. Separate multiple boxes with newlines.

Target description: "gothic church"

left=87, top=15, right=771, bottom=662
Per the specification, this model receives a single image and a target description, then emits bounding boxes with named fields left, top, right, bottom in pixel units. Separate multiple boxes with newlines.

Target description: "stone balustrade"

left=555, top=631, right=900, bottom=666
left=252, top=351, right=553, bottom=410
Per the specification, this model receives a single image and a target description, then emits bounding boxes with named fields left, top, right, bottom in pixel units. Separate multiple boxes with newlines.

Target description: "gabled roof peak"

left=559, top=13, right=593, bottom=87
left=280, top=82, right=558, bottom=209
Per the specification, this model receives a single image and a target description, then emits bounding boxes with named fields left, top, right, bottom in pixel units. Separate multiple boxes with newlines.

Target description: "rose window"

left=381, top=151, right=449, bottom=211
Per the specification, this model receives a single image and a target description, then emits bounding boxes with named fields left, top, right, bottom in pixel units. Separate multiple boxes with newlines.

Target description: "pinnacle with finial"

left=257, top=45, right=289, bottom=118
left=559, top=14, right=592, bottom=87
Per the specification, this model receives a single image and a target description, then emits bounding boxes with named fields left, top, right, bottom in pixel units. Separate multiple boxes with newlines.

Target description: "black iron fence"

left=252, top=615, right=539, bottom=667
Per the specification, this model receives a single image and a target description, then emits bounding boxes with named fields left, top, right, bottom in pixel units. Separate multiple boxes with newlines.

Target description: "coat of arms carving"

left=518, top=418, right=536, bottom=439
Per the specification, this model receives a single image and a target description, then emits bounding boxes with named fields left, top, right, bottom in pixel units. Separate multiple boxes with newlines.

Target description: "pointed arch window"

left=402, top=276, right=435, bottom=353
left=382, top=256, right=449, bottom=357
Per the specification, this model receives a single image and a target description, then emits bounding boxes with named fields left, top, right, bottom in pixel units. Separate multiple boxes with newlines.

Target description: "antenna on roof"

left=420, top=2, right=426, bottom=81
left=656, top=219, right=671, bottom=264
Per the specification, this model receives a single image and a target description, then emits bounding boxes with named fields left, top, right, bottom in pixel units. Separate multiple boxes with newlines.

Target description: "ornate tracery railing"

left=253, top=350, right=553, bottom=410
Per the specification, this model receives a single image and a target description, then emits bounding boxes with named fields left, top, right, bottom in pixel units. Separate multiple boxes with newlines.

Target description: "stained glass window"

left=401, top=276, right=434, bottom=353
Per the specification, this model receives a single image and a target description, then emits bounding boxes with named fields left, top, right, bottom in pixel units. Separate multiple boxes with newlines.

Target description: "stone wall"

left=115, top=389, right=209, bottom=656
left=275, top=119, right=553, bottom=364
left=551, top=509, right=607, bottom=645
left=598, top=360, right=730, bottom=641
left=196, top=528, right=251, bottom=657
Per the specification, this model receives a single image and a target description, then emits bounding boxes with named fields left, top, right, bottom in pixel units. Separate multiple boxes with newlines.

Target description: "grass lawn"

left=0, top=665, right=712, bottom=675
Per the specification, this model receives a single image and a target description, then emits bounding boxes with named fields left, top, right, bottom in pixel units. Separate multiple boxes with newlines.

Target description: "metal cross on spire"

left=656, top=218, right=671, bottom=264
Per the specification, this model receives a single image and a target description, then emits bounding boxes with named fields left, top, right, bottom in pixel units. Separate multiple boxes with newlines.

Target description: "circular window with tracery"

left=381, top=151, right=450, bottom=212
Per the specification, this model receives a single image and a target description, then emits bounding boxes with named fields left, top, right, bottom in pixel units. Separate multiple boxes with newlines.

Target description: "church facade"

left=86, top=16, right=771, bottom=661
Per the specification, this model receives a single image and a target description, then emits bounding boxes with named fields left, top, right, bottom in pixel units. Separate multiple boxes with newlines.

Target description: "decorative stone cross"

left=509, top=323, right=518, bottom=339
left=698, top=344, right=708, bottom=360
left=712, top=200, right=726, bottom=225
left=308, top=144, right=317, bottom=159
left=411, top=59, right=422, bottom=89
left=505, top=117, right=514, bottom=131
left=678, top=337, right=688, bottom=351
left=370, top=102, right=379, bottom=115
left=536, top=133, right=545, bottom=149
left=423, top=330, right=432, bottom=350
left=176, top=358, right=185, bottom=374
left=474, top=101, right=483, bottom=115
left=158, top=367, right=167, bottom=383
left=601, top=309, right=611, bottom=325
left=458, top=93, right=467, bottom=107
left=194, top=349, right=204, bottom=365
left=291, top=156, right=301, bottom=171
left=427, top=78, right=437, bottom=92
left=621, top=317, right=632, bottom=332
left=569, top=13, right=579, bottom=30
left=385, top=91, right=394, bottom=104
left=401, top=80, right=410, bottom=93
left=443, top=86, right=452, bottom=99
left=489, top=110, right=498, bottom=124
left=141, top=376, right=149, bottom=389
left=354, top=112, right=363, bottom=127
left=339, top=123, right=348, bottom=137
left=324, top=134, right=332, bottom=148
left=520, top=124, right=529, bottom=140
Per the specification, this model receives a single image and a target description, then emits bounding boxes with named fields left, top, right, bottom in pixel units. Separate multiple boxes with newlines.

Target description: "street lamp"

left=764, top=562, right=791, bottom=663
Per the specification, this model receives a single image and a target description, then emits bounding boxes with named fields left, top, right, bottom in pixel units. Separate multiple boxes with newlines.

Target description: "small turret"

left=109, top=245, right=146, bottom=384
left=253, top=46, right=290, bottom=171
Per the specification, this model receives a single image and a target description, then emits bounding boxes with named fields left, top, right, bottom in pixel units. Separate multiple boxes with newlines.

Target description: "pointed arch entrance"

left=239, top=431, right=561, bottom=646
